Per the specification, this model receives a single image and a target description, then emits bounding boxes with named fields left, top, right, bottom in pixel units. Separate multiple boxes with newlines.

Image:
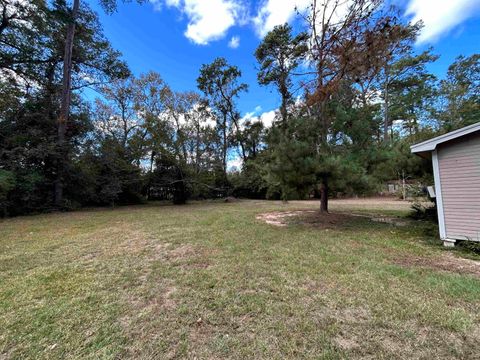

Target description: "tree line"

left=0, top=0, right=479, bottom=216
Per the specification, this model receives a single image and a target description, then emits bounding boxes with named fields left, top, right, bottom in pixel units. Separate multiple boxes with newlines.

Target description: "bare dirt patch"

left=164, top=244, right=213, bottom=270
left=256, top=209, right=411, bottom=230
left=125, top=282, right=178, bottom=308
left=256, top=210, right=313, bottom=227
left=349, top=213, right=409, bottom=226
left=334, top=336, right=360, bottom=351
left=167, top=244, right=196, bottom=260
left=322, top=307, right=372, bottom=352
left=394, top=253, right=480, bottom=278
left=162, top=286, right=178, bottom=310
left=256, top=210, right=361, bottom=229
left=289, top=197, right=417, bottom=212
left=147, top=243, right=209, bottom=261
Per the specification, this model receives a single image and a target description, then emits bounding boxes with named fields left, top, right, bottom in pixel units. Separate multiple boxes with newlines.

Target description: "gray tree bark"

left=55, top=0, right=80, bottom=207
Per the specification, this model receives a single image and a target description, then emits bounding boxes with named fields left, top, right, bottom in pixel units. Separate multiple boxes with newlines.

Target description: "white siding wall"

left=438, top=132, right=480, bottom=241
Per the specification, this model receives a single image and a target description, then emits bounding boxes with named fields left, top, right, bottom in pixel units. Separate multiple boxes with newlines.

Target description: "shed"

left=411, top=122, right=480, bottom=247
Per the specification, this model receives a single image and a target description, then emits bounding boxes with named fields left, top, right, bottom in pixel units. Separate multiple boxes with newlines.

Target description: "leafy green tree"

left=388, top=51, right=438, bottom=136
left=255, top=23, right=307, bottom=126
left=55, top=0, right=143, bottom=206
left=180, top=93, right=217, bottom=174
left=197, top=57, right=248, bottom=180
left=302, top=0, right=387, bottom=211
left=228, top=118, right=267, bottom=198
left=241, top=120, right=265, bottom=160
left=372, top=20, right=423, bottom=141
left=264, top=110, right=317, bottom=201
left=377, top=46, right=438, bottom=139
left=92, top=73, right=167, bottom=204
left=0, top=0, right=48, bottom=83
left=0, top=0, right=128, bottom=214
left=0, top=169, right=15, bottom=215
left=96, top=77, right=143, bottom=152
left=254, top=24, right=308, bottom=200
left=435, top=54, right=480, bottom=131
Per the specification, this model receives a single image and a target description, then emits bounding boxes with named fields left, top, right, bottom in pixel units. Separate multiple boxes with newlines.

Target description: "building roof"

left=411, top=122, right=480, bottom=157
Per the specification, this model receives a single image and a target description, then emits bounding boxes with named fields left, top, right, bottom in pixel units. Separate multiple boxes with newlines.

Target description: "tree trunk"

left=222, top=115, right=227, bottom=176
left=230, top=115, right=247, bottom=163
left=54, top=0, right=80, bottom=207
left=320, top=177, right=328, bottom=213
left=195, top=123, right=201, bottom=174
left=173, top=114, right=188, bottom=162
left=383, top=65, right=390, bottom=142
left=279, top=73, right=289, bottom=130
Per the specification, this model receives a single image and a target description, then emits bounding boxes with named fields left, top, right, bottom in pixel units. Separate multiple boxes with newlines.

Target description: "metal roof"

left=411, top=122, right=480, bottom=156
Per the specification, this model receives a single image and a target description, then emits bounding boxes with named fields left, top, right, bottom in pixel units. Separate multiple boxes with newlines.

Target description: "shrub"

left=409, top=201, right=437, bottom=222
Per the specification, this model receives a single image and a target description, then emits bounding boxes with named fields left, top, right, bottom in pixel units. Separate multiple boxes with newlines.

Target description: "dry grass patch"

left=394, top=252, right=480, bottom=278
left=1, top=199, right=479, bottom=359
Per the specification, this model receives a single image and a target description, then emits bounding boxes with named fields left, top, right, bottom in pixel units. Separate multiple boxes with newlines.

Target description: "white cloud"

left=253, top=0, right=310, bottom=37
left=242, top=111, right=256, bottom=121
left=405, top=0, right=480, bottom=44
left=241, top=109, right=277, bottom=129
left=202, top=114, right=217, bottom=129
left=252, top=0, right=354, bottom=38
left=258, top=110, right=276, bottom=128
left=149, top=0, right=163, bottom=11
left=150, top=0, right=480, bottom=46
left=154, top=0, right=246, bottom=45
left=228, top=35, right=240, bottom=48
left=227, top=156, right=243, bottom=172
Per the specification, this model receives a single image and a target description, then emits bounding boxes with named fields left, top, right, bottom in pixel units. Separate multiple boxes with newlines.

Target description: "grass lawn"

left=1, top=199, right=479, bottom=359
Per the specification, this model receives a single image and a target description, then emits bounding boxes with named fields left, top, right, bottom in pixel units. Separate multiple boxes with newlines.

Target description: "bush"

left=409, top=201, right=437, bottom=222
left=458, top=241, right=480, bottom=255
left=0, top=170, right=15, bottom=216
left=229, top=161, right=268, bottom=199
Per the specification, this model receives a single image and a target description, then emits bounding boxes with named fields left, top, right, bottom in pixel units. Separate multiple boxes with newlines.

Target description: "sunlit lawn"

left=1, top=199, right=479, bottom=359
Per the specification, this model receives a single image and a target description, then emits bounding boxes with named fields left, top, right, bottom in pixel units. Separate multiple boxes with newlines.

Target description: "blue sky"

left=86, top=0, right=480, bottom=122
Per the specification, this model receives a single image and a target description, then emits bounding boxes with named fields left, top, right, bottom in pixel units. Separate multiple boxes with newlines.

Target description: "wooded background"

left=0, top=0, right=478, bottom=216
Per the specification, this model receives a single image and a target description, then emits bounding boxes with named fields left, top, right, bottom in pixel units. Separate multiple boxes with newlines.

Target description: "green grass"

left=1, top=200, right=479, bottom=359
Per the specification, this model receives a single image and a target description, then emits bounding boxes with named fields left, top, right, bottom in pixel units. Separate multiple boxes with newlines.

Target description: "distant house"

left=411, top=122, right=480, bottom=247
